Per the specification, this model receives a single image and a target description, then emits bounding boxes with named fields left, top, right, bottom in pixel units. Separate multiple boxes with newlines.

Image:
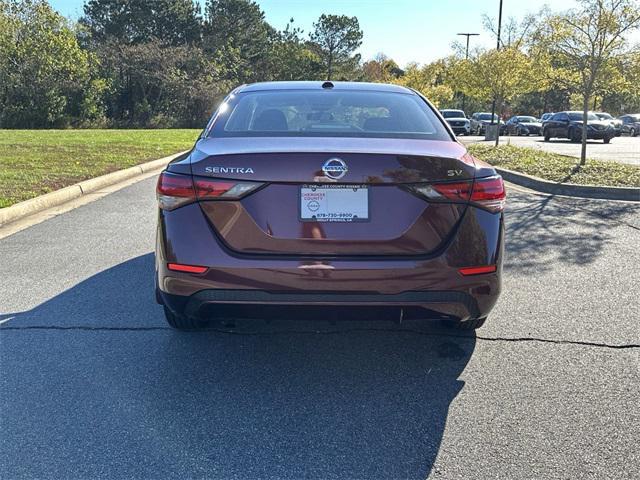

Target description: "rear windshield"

left=209, top=90, right=451, bottom=140
left=441, top=110, right=465, bottom=118
left=568, top=112, right=598, bottom=121
left=477, top=113, right=499, bottom=121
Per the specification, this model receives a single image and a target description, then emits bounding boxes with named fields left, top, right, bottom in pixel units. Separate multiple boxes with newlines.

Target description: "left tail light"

left=157, top=172, right=263, bottom=211
left=156, top=172, right=195, bottom=211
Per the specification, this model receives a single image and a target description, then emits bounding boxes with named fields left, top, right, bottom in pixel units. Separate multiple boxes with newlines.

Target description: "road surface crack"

left=1, top=324, right=638, bottom=350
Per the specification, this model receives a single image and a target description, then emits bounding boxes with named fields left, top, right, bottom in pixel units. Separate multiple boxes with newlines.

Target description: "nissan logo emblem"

left=322, top=158, right=348, bottom=180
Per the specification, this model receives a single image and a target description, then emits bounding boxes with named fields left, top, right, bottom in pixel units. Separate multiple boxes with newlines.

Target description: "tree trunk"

left=580, top=94, right=589, bottom=165
left=494, top=98, right=503, bottom=147
left=327, top=53, right=333, bottom=81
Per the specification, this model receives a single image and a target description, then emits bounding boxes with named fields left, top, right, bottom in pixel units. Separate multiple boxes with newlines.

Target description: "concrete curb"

left=495, top=167, right=640, bottom=202
left=0, top=151, right=188, bottom=227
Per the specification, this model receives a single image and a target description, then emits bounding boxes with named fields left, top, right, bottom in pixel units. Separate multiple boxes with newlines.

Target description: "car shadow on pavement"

left=504, top=190, right=639, bottom=273
left=1, top=254, right=475, bottom=479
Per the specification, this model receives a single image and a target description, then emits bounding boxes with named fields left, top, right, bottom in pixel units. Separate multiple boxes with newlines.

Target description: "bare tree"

left=482, top=13, right=539, bottom=50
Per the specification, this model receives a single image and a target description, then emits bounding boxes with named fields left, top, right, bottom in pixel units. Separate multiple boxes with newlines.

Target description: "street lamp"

left=490, top=0, right=504, bottom=127
left=457, top=33, right=479, bottom=111
left=457, top=32, right=480, bottom=60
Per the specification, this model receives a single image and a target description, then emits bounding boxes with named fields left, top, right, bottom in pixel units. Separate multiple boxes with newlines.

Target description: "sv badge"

left=447, top=169, right=463, bottom=177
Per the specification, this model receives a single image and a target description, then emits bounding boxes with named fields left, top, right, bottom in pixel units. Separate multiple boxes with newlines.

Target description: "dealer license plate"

left=299, top=185, right=369, bottom=222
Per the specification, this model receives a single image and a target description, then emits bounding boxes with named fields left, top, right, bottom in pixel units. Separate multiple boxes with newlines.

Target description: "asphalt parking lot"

left=460, top=134, right=640, bottom=165
left=1, top=177, right=639, bottom=479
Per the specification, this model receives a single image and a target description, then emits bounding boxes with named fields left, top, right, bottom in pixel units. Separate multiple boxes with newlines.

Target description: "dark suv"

left=542, top=111, right=615, bottom=143
left=618, top=114, right=640, bottom=136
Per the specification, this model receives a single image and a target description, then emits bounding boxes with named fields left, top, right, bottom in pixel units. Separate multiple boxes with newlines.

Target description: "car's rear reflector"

left=471, top=176, right=506, bottom=212
left=458, top=265, right=497, bottom=276
left=167, top=263, right=208, bottom=274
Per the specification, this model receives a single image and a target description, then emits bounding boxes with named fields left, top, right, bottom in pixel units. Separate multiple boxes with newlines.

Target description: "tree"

left=0, top=0, right=104, bottom=127
left=81, top=0, right=202, bottom=46
left=361, top=53, right=403, bottom=82
left=394, top=59, right=455, bottom=107
left=203, top=0, right=274, bottom=83
left=310, top=14, right=363, bottom=80
left=454, top=47, right=545, bottom=145
left=269, top=19, right=323, bottom=81
left=545, top=0, right=640, bottom=164
left=96, top=39, right=228, bottom=126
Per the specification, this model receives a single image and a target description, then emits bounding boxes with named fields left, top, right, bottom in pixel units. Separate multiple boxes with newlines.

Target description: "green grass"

left=467, top=144, right=640, bottom=188
left=0, top=129, right=200, bottom=208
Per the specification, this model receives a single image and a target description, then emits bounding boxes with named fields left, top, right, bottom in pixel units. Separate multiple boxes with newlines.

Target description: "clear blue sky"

left=49, top=0, right=636, bottom=66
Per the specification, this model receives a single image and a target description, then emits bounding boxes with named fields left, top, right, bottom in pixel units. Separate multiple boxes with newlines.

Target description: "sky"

left=49, top=0, right=639, bottom=67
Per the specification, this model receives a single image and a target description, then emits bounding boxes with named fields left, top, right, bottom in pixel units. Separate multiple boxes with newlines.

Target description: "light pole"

left=457, top=33, right=479, bottom=112
left=457, top=32, right=479, bottom=59
left=490, top=0, right=504, bottom=129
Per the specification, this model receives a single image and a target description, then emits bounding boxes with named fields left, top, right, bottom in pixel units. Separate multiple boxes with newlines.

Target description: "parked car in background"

left=503, top=115, right=543, bottom=136
left=540, top=112, right=554, bottom=122
left=594, top=112, right=622, bottom=136
left=470, top=112, right=502, bottom=135
left=439, top=109, right=470, bottom=135
left=618, top=114, right=640, bottom=136
left=542, top=111, right=615, bottom=143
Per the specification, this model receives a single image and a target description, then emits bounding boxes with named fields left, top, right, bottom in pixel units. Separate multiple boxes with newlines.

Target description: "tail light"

left=470, top=176, right=506, bottom=212
left=157, top=172, right=195, bottom=211
left=404, top=175, right=505, bottom=213
left=157, top=172, right=263, bottom=211
left=405, top=181, right=473, bottom=202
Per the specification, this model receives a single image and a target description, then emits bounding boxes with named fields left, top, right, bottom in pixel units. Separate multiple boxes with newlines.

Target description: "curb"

left=495, top=167, right=640, bottom=202
left=0, top=151, right=188, bottom=227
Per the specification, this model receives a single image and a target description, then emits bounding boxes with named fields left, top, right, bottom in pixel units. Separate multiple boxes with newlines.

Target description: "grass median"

left=467, top=144, right=640, bottom=188
left=0, top=129, right=201, bottom=208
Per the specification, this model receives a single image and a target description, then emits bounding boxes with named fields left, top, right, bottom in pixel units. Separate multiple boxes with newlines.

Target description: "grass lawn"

left=468, top=144, right=640, bottom=188
left=0, top=129, right=200, bottom=208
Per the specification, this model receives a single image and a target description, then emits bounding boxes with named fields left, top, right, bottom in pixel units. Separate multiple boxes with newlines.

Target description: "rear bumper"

left=587, top=130, right=614, bottom=139
left=155, top=203, right=504, bottom=321
left=159, top=289, right=486, bottom=321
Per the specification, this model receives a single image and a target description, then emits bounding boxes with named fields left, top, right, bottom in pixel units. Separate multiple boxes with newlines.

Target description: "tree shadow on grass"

left=1, top=254, right=474, bottom=479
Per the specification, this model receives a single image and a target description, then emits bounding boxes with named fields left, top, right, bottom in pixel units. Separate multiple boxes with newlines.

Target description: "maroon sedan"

left=155, top=81, right=505, bottom=330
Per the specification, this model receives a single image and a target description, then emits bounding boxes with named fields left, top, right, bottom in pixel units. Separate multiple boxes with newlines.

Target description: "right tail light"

left=404, top=175, right=506, bottom=213
left=469, top=175, right=506, bottom=212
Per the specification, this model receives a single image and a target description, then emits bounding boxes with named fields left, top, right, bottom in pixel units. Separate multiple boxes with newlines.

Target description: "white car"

left=440, top=109, right=470, bottom=136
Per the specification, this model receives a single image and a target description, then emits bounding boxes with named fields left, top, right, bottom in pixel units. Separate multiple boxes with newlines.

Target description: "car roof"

left=440, top=109, right=464, bottom=112
left=234, top=81, right=414, bottom=94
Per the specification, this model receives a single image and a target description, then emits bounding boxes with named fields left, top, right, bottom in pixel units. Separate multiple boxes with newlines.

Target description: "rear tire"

left=569, top=128, right=581, bottom=143
left=544, top=131, right=550, bottom=142
left=603, top=136, right=611, bottom=144
left=163, top=306, right=206, bottom=330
